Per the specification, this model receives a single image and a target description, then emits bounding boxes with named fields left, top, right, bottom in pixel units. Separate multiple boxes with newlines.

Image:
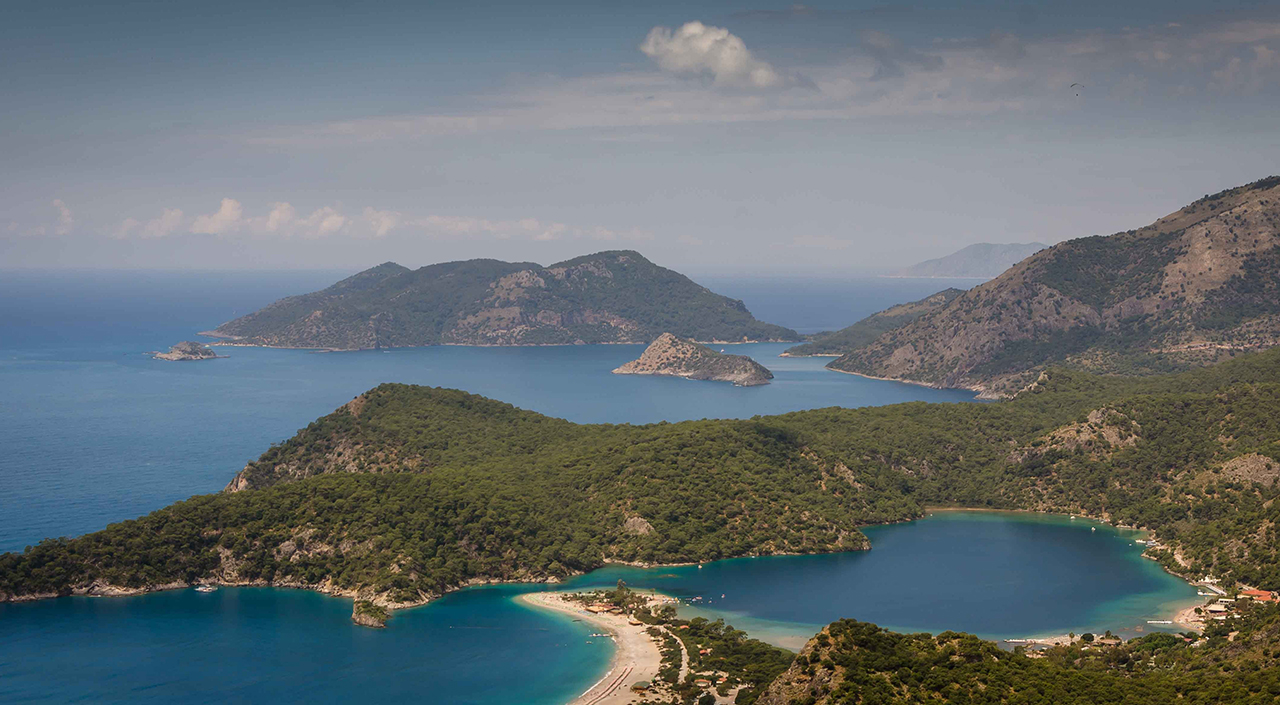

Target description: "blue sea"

left=0, top=270, right=1197, bottom=704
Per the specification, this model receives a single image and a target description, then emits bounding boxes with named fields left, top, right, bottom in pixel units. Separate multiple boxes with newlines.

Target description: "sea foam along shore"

left=518, top=591, right=670, bottom=705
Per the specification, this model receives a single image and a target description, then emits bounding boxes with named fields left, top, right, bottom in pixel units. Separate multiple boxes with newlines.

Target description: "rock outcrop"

left=154, top=341, right=220, bottom=361
left=351, top=600, right=389, bottom=628
left=613, top=333, right=773, bottom=386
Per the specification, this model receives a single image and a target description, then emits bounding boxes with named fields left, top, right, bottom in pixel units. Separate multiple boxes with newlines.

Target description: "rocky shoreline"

left=614, top=332, right=774, bottom=386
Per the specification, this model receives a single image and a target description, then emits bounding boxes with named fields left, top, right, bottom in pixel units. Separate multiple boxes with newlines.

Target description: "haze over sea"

left=0, top=270, right=1197, bottom=705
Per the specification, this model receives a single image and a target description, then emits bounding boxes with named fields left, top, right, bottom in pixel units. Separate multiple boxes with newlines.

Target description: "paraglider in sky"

left=1070, top=82, right=1084, bottom=96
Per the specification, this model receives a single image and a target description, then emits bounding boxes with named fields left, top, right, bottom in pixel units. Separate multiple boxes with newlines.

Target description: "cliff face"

left=613, top=333, right=774, bottom=386
left=209, top=251, right=798, bottom=349
left=831, top=176, right=1280, bottom=396
left=154, top=341, right=219, bottom=361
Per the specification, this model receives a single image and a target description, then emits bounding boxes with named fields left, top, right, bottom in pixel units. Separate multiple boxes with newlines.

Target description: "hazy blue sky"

left=3, top=0, right=1279, bottom=273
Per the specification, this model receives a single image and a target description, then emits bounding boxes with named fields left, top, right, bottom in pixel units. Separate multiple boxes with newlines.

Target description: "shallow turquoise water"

left=565, top=511, right=1198, bottom=647
left=0, top=271, right=1196, bottom=704
left=0, top=512, right=1198, bottom=704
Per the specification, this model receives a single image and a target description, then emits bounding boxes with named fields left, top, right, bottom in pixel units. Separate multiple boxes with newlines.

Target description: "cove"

left=0, top=511, right=1199, bottom=704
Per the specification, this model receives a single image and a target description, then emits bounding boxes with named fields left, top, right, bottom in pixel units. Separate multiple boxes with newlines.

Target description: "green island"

left=204, top=250, right=799, bottom=349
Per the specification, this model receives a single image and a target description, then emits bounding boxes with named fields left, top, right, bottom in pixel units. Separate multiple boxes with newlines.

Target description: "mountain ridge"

left=209, top=250, right=799, bottom=349
left=831, top=176, right=1280, bottom=396
left=893, top=242, right=1047, bottom=279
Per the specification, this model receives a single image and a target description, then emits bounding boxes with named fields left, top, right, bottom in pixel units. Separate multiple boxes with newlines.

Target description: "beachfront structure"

left=1241, top=589, right=1278, bottom=602
left=630, top=681, right=650, bottom=693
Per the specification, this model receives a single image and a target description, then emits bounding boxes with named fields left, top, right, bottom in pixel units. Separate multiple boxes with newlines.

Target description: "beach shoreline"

left=518, top=591, right=668, bottom=705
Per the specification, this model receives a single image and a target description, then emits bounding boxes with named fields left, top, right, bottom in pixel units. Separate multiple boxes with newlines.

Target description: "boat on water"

left=1147, top=620, right=1173, bottom=624
left=194, top=585, right=217, bottom=593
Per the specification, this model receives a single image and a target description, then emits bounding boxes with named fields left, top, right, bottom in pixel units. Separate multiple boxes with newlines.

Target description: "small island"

left=351, top=600, right=389, bottom=628
left=153, top=341, right=222, bottom=361
left=613, top=333, right=773, bottom=386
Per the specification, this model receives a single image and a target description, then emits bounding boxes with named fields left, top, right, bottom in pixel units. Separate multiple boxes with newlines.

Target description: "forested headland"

left=3, top=348, right=1278, bottom=615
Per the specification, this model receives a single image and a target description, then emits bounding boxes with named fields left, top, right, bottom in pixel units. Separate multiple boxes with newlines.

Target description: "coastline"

left=199, top=335, right=801, bottom=352
left=518, top=591, right=668, bottom=705
left=824, top=366, right=1001, bottom=399
left=3, top=509, right=1208, bottom=645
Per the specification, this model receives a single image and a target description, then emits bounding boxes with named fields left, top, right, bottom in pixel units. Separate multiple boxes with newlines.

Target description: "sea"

left=0, top=270, right=1198, bottom=704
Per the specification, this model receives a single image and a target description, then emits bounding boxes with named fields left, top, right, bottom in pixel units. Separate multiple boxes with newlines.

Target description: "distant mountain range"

left=828, top=176, right=1280, bottom=396
left=208, top=250, right=799, bottom=349
left=894, top=242, right=1047, bottom=279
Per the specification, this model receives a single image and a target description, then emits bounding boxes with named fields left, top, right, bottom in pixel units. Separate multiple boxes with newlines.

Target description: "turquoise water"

left=562, top=511, right=1199, bottom=648
left=0, top=271, right=1196, bottom=704
left=0, top=512, right=1198, bottom=703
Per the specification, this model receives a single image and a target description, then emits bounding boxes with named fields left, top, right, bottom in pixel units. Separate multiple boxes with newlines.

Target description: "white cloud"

left=641, top=21, right=784, bottom=88
left=191, top=198, right=244, bottom=235
left=362, top=207, right=401, bottom=238
left=300, top=206, right=346, bottom=238
left=262, top=202, right=296, bottom=233
left=52, top=199, right=74, bottom=236
left=239, top=15, right=1280, bottom=145
left=82, top=197, right=651, bottom=248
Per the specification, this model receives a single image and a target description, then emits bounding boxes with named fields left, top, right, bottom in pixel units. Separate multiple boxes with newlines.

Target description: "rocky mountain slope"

left=207, top=251, right=798, bottom=349
left=783, top=289, right=964, bottom=357
left=613, top=333, right=774, bottom=386
left=895, top=242, right=1046, bottom=278
left=831, top=176, right=1280, bottom=396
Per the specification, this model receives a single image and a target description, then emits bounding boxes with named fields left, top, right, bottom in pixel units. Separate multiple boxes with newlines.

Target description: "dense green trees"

left=3, top=349, right=1280, bottom=608
left=762, top=604, right=1280, bottom=704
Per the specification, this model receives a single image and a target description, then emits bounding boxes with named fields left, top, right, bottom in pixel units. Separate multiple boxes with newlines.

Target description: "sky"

left=3, top=0, right=1279, bottom=274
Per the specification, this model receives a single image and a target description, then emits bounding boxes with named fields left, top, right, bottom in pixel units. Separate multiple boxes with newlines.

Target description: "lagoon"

left=0, top=271, right=1195, bottom=704
left=0, top=511, right=1198, bottom=704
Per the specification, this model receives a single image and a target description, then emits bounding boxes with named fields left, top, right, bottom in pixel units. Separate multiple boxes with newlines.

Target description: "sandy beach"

left=519, top=592, right=669, bottom=705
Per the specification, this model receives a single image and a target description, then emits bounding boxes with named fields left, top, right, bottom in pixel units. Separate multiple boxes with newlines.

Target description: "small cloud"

left=143, top=208, right=184, bottom=239
left=114, top=218, right=140, bottom=239
left=191, top=198, right=244, bottom=235
left=641, top=21, right=785, bottom=88
left=362, top=207, right=401, bottom=238
left=262, top=202, right=296, bottom=233
left=52, top=199, right=74, bottom=236
left=300, top=206, right=346, bottom=238
left=112, top=208, right=185, bottom=240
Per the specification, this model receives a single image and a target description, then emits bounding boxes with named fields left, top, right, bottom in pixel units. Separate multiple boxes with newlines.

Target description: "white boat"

left=194, top=585, right=217, bottom=593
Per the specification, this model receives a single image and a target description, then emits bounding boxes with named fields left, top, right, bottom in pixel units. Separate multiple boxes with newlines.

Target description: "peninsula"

left=153, top=341, right=221, bottom=361
left=4, top=348, right=1279, bottom=627
left=204, top=250, right=798, bottom=349
left=613, top=333, right=774, bottom=386
left=782, top=289, right=963, bottom=357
